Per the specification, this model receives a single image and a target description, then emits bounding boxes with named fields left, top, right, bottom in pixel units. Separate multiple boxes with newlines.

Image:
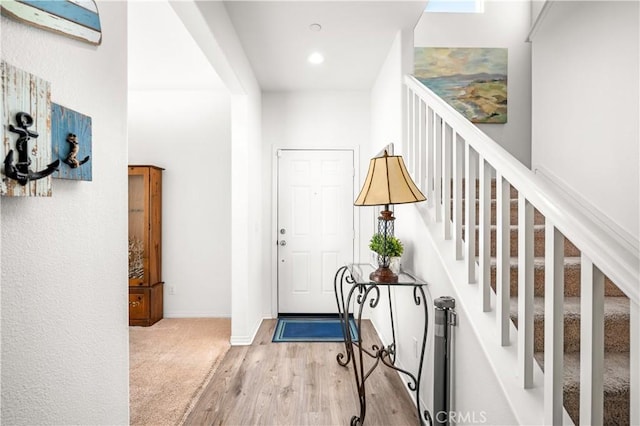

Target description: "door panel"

left=278, top=150, right=354, bottom=313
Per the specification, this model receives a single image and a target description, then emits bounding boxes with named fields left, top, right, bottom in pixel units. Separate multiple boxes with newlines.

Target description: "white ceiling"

left=224, top=1, right=427, bottom=91
left=128, top=1, right=226, bottom=90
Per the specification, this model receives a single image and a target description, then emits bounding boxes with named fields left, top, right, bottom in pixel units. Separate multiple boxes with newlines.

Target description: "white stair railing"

left=404, top=75, right=640, bottom=425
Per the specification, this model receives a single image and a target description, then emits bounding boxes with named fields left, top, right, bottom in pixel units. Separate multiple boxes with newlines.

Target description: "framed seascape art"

left=414, top=47, right=508, bottom=123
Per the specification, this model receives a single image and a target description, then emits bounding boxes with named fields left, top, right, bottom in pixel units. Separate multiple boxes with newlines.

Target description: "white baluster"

left=453, top=133, right=463, bottom=260
left=434, top=115, right=443, bottom=222
left=518, top=194, right=534, bottom=388
left=418, top=101, right=427, bottom=193
left=442, top=123, right=452, bottom=239
left=409, top=91, right=416, bottom=175
left=406, top=87, right=411, bottom=163
left=464, top=142, right=477, bottom=283
left=544, top=223, right=565, bottom=424
left=427, top=107, right=435, bottom=208
left=479, top=156, right=491, bottom=312
left=580, top=255, right=604, bottom=425
left=416, top=99, right=426, bottom=188
left=496, top=174, right=510, bottom=346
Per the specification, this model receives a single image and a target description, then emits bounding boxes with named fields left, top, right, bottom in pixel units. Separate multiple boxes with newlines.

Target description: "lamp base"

left=369, top=266, right=398, bottom=284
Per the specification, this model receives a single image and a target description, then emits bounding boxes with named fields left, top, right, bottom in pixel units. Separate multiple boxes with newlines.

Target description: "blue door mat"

left=272, top=316, right=358, bottom=342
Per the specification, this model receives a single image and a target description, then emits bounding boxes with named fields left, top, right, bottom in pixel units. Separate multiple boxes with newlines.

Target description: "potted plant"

left=369, top=233, right=403, bottom=275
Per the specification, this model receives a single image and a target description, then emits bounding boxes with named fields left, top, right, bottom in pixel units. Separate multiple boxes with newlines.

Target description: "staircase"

left=460, top=181, right=631, bottom=424
left=403, top=75, right=639, bottom=425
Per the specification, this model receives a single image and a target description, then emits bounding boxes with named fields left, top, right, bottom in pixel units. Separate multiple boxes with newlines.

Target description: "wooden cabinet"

left=128, top=165, right=164, bottom=326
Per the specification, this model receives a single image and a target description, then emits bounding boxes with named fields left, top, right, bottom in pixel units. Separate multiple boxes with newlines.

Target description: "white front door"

left=277, top=149, right=354, bottom=314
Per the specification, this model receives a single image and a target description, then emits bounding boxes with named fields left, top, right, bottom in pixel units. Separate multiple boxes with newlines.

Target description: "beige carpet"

left=129, top=318, right=231, bottom=426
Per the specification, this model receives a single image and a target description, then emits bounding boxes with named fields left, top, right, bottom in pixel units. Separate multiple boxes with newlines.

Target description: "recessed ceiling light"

left=309, top=23, right=322, bottom=32
left=308, top=52, right=324, bottom=65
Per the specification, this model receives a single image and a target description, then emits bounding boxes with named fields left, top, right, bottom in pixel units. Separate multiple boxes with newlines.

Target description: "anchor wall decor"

left=63, top=133, right=90, bottom=168
left=4, top=112, right=60, bottom=185
left=1, top=61, right=55, bottom=196
left=52, top=103, right=93, bottom=181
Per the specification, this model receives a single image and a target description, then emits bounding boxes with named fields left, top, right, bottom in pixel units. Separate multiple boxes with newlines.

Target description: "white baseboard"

left=230, top=316, right=264, bottom=346
left=164, top=311, right=231, bottom=318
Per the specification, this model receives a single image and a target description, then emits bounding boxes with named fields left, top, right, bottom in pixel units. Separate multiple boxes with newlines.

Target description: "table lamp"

left=355, top=150, right=426, bottom=283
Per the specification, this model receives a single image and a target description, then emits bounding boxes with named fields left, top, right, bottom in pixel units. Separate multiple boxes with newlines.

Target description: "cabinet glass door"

left=128, top=171, right=148, bottom=285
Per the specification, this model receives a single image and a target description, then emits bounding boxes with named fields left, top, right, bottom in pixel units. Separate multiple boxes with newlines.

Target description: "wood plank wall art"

left=52, top=103, right=92, bottom=181
left=1, top=61, right=56, bottom=197
left=0, top=0, right=102, bottom=45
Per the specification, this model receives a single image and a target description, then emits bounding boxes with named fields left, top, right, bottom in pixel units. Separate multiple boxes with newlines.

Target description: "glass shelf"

left=347, top=263, right=426, bottom=286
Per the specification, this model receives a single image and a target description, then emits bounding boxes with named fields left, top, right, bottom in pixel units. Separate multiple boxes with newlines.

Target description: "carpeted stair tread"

left=509, top=296, right=630, bottom=353
left=507, top=296, right=630, bottom=320
left=489, top=257, right=626, bottom=298
left=534, top=351, right=630, bottom=425
left=465, top=224, right=580, bottom=257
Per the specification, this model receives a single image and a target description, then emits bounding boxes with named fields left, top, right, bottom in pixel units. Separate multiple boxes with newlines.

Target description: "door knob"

left=279, top=240, right=287, bottom=246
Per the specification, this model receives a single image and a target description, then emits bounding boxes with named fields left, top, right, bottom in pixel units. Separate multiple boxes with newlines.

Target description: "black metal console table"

left=334, top=263, right=430, bottom=426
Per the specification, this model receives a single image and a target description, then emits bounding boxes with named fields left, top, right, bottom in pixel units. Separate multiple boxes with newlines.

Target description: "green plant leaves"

left=369, top=234, right=404, bottom=257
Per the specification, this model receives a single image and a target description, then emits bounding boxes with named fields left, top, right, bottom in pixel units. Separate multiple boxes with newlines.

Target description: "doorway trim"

left=270, top=146, right=361, bottom=318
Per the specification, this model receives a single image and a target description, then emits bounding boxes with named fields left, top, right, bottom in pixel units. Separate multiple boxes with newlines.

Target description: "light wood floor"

left=184, top=319, right=419, bottom=426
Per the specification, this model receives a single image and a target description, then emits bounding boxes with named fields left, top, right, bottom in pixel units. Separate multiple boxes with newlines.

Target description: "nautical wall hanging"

left=0, top=0, right=102, bottom=46
left=52, top=103, right=92, bottom=181
left=1, top=61, right=57, bottom=197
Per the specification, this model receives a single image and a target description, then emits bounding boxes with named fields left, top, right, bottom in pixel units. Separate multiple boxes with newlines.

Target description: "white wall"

left=262, top=91, right=372, bottom=315
left=368, top=28, right=519, bottom=425
left=531, top=0, right=547, bottom=25
left=262, top=91, right=371, bottom=152
left=531, top=1, right=639, bottom=242
left=1, top=2, right=129, bottom=424
left=372, top=32, right=403, bottom=152
left=171, top=1, right=265, bottom=344
left=395, top=205, right=519, bottom=425
left=128, top=89, right=232, bottom=317
left=414, top=2, right=532, bottom=166
left=368, top=30, right=404, bottom=343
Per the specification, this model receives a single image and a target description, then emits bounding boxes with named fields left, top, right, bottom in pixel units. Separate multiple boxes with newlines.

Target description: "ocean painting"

left=414, top=47, right=508, bottom=123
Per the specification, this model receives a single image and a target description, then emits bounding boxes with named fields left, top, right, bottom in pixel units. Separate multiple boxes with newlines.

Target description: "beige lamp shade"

left=354, top=151, right=426, bottom=206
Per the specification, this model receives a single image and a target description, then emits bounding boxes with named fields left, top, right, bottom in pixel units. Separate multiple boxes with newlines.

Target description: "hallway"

left=184, top=320, right=419, bottom=425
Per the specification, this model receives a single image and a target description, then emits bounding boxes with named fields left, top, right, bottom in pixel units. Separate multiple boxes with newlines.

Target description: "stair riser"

left=510, top=314, right=630, bottom=353
left=454, top=199, right=545, bottom=226
left=464, top=227, right=581, bottom=257
left=564, top=388, right=629, bottom=425
left=534, top=350, right=631, bottom=426
left=490, top=263, right=625, bottom=297
left=453, top=178, right=519, bottom=199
